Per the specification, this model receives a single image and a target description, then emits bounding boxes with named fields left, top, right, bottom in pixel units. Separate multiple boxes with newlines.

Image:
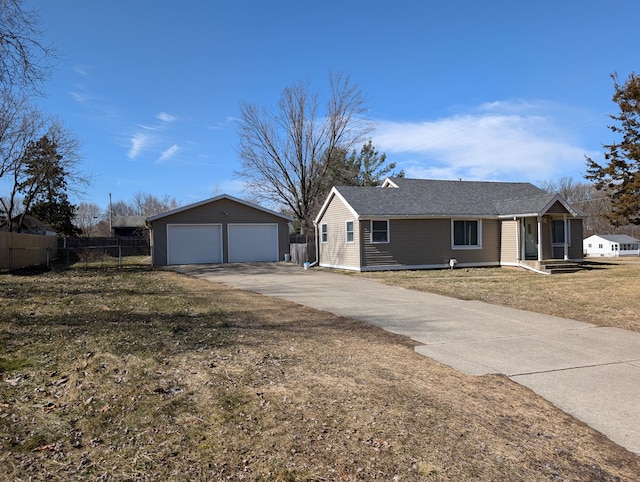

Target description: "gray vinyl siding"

left=569, top=219, right=583, bottom=259
left=361, top=218, right=501, bottom=269
left=150, top=198, right=290, bottom=266
left=546, top=200, right=570, bottom=215
left=500, top=220, right=518, bottom=264
left=318, top=196, right=360, bottom=269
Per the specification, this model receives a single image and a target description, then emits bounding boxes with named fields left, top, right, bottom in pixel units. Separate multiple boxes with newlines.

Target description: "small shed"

left=583, top=234, right=640, bottom=257
left=111, top=215, right=148, bottom=237
left=146, top=194, right=292, bottom=266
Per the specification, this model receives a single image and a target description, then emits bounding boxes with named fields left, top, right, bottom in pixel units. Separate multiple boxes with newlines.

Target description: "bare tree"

left=236, top=72, right=371, bottom=233
left=74, top=202, right=102, bottom=236
left=0, top=0, right=55, bottom=94
left=538, top=177, right=614, bottom=237
left=130, top=192, right=179, bottom=216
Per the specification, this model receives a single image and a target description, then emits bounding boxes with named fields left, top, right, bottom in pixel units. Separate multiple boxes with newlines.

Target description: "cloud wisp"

left=128, top=112, right=180, bottom=160
left=374, top=100, right=596, bottom=183
left=157, top=144, right=180, bottom=163
left=128, top=133, right=152, bottom=159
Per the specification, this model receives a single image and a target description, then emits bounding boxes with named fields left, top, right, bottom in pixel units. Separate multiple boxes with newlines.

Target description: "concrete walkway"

left=171, top=262, right=640, bottom=455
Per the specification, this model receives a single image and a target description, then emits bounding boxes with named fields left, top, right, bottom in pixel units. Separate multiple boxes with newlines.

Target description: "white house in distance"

left=583, top=234, right=640, bottom=257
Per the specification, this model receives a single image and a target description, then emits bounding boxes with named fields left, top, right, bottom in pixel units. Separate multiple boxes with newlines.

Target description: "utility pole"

left=109, top=193, right=112, bottom=235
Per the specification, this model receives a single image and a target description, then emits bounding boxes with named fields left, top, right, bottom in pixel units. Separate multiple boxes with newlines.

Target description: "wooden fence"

left=0, top=231, right=58, bottom=270
left=289, top=242, right=316, bottom=265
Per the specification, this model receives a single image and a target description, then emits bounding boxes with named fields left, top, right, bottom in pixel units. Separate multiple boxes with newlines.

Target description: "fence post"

left=8, top=248, right=12, bottom=270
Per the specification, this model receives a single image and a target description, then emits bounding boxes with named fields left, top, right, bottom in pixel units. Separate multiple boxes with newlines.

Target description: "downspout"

left=309, top=222, right=319, bottom=267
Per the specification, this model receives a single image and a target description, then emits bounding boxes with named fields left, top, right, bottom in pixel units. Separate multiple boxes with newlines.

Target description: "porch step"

left=540, top=261, right=583, bottom=274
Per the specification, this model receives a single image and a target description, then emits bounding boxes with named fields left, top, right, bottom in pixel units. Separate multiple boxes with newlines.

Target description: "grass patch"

left=353, top=259, right=640, bottom=333
left=0, top=263, right=638, bottom=480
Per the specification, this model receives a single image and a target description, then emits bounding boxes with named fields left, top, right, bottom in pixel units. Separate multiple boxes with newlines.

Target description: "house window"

left=321, top=223, right=328, bottom=243
left=345, top=220, right=354, bottom=243
left=551, top=219, right=569, bottom=245
left=371, top=220, right=389, bottom=243
left=598, top=244, right=603, bottom=249
left=452, top=220, right=481, bottom=248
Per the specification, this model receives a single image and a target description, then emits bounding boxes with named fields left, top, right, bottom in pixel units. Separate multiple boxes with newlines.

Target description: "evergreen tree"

left=19, top=135, right=80, bottom=235
left=586, top=72, right=640, bottom=225
left=327, top=140, right=404, bottom=187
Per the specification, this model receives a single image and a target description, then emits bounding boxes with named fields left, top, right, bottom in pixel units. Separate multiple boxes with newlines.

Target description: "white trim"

left=370, top=219, right=390, bottom=244
left=451, top=219, right=482, bottom=249
left=380, top=177, right=399, bottom=188
left=320, top=223, right=328, bottom=244
left=318, top=262, right=361, bottom=271
left=359, top=261, right=499, bottom=272
left=345, top=220, right=355, bottom=244
left=314, top=187, right=360, bottom=225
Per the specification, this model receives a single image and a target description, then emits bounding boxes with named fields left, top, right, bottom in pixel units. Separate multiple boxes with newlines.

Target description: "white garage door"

left=228, top=224, right=279, bottom=262
left=167, top=224, right=222, bottom=265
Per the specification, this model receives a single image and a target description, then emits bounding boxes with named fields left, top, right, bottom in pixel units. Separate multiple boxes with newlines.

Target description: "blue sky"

left=23, top=0, right=640, bottom=210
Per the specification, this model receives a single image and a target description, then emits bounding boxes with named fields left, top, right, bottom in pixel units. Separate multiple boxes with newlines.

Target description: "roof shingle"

left=334, top=178, right=562, bottom=217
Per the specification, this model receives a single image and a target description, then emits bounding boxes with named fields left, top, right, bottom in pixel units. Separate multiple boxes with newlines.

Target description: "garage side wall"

left=150, top=198, right=290, bottom=266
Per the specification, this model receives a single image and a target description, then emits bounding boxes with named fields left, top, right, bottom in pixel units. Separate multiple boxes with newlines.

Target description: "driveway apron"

left=171, top=263, right=640, bottom=455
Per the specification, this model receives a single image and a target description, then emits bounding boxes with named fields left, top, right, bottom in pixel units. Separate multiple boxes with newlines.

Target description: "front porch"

left=519, top=259, right=584, bottom=275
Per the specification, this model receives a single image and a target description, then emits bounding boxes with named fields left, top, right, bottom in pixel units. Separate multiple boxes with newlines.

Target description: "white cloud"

left=374, top=100, right=593, bottom=183
left=156, top=112, right=177, bottom=123
left=157, top=144, right=180, bottom=163
left=128, top=133, right=151, bottom=159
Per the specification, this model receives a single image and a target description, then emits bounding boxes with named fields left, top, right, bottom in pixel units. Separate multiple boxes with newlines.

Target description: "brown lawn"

left=0, top=262, right=638, bottom=480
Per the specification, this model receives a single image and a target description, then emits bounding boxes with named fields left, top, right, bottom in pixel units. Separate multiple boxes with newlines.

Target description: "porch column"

left=537, top=216, right=543, bottom=261
left=563, top=214, right=569, bottom=260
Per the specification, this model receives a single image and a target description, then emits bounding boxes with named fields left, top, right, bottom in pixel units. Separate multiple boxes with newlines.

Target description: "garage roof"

left=146, top=194, right=294, bottom=223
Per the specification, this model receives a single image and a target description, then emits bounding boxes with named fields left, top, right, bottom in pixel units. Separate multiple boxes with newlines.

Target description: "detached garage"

left=147, top=194, right=292, bottom=266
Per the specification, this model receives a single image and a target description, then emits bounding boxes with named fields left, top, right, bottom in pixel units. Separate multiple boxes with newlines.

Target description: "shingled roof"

left=326, top=178, right=575, bottom=218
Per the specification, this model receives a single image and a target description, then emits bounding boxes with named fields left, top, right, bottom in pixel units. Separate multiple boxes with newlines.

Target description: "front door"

left=524, top=217, right=538, bottom=260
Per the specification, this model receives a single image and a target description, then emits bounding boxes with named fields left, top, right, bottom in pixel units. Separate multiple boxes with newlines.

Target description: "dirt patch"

left=0, top=266, right=638, bottom=480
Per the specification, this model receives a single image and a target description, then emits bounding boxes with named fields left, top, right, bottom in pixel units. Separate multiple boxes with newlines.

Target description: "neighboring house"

left=583, top=234, right=640, bottom=257
left=0, top=214, right=57, bottom=236
left=147, top=194, right=293, bottom=266
left=314, top=177, right=583, bottom=273
left=111, top=215, right=148, bottom=237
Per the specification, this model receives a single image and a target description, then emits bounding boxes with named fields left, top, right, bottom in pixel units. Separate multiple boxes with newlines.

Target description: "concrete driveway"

left=170, top=262, right=640, bottom=455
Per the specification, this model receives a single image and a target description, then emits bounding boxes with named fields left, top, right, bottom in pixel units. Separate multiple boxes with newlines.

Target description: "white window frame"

left=321, top=223, right=328, bottom=243
left=345, top=220, right=355, bottom=244
left=451, top=219, right=482, bottom=250
left=371, top=219, right=389, bottom=244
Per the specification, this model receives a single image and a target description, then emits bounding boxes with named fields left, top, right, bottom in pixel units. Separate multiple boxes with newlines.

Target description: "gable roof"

left=146, top=194, right=293, bottom=223
left=316, top=177, right=578, bottom=222
left=112, top=215, right=147, bottom=228
left=585, top=234, right=640, bottom=244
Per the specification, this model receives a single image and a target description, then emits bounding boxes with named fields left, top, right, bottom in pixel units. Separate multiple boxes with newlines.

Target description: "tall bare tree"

left=130, top=192, right=179, bottom=216
left=236, top=72, right=371, bottom=233
left=74, top=202, right=102, bottom=236
left=539, top=177, right=614, bottom=237
left=0, top=0, right=55, bottom=94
